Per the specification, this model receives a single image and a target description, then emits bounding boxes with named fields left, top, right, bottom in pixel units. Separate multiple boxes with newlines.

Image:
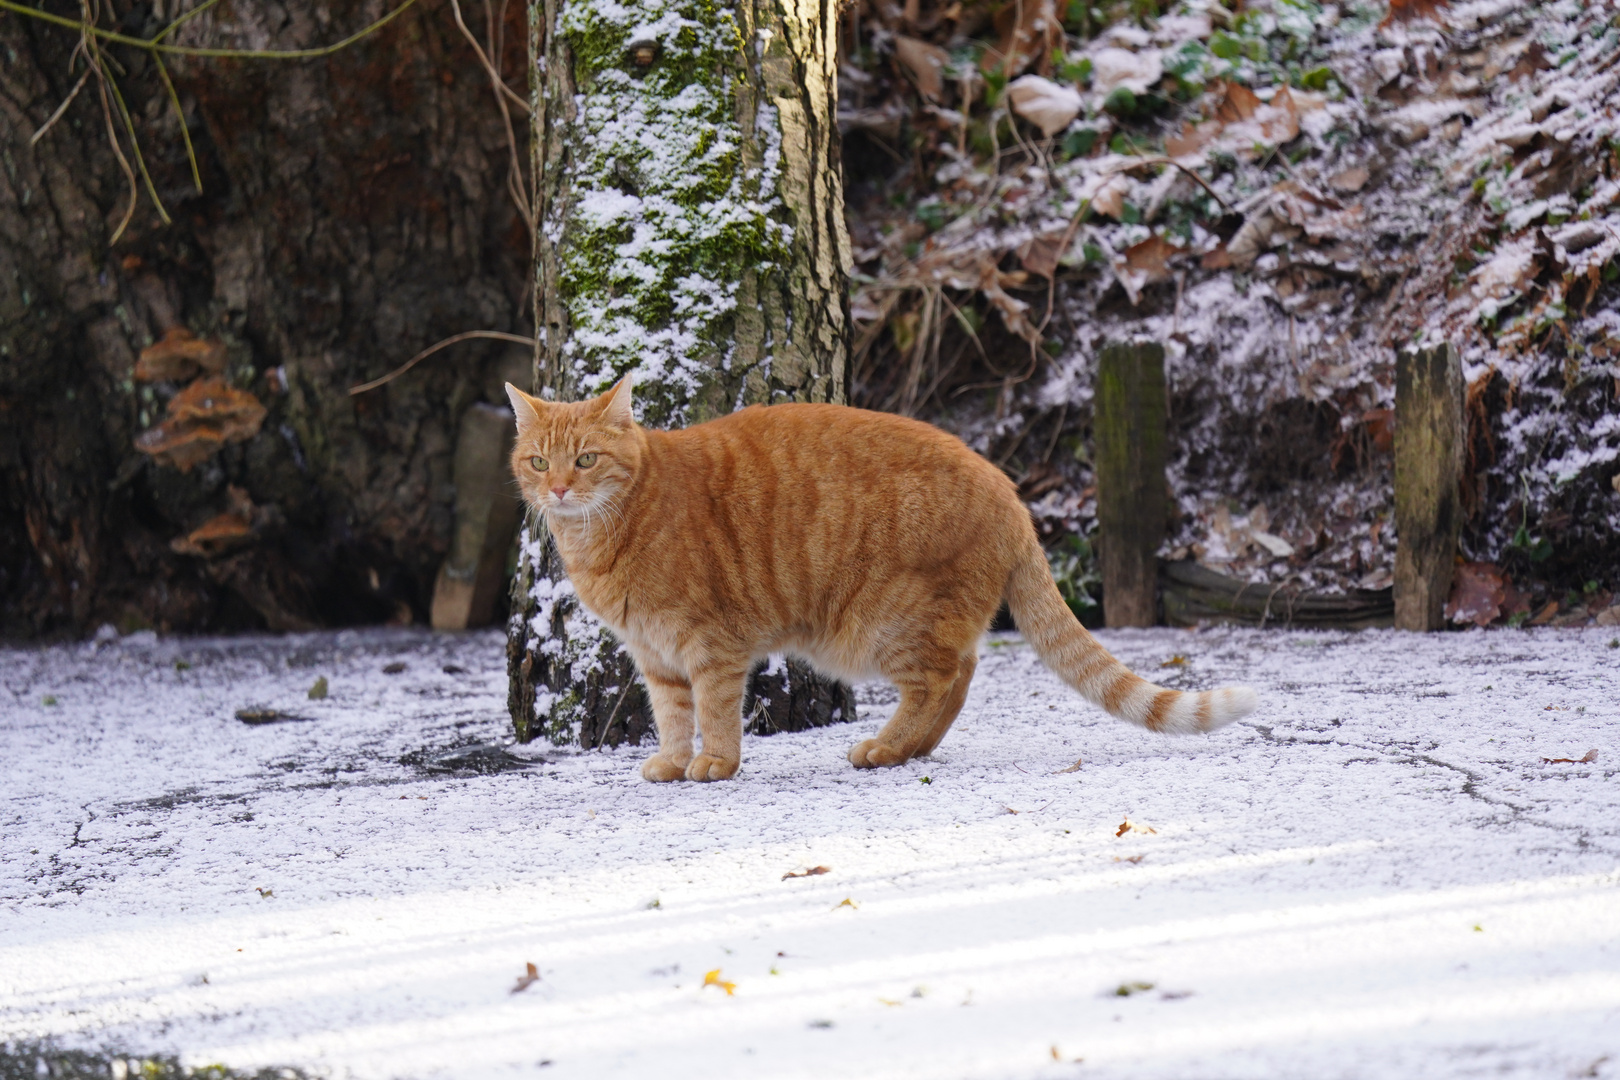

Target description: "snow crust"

left=2, top=625, right=1618, bottom=1078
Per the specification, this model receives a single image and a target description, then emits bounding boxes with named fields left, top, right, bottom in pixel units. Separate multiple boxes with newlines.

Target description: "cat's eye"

left=576, top=452, right=598, bottom=468
left=530, top=456, right=548, bottom=472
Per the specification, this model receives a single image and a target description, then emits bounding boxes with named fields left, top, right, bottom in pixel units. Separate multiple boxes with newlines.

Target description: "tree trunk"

left=1, top=0, right=532, bottom=638
left=508, top=0, right=856, bottom=747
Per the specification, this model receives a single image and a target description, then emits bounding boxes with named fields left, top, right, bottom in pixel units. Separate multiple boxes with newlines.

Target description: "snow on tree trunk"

left=508, top=0, right=856, bottom=747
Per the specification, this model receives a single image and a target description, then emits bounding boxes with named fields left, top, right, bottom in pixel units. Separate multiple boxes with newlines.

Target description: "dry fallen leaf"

left=1160, top=655, right=1188, bottom=668
left=1445, top=562, right=1507, bottom=627
left=1090, top=47, right=1163, bottom=94
left=1382, top=0, right=1449, bottom=26
left=511, top=961, right=540, bottom=994
left=1053, top=756, right=1084, bottom=774
left=782, top=865, right=831, bottom=880
left=1122, top=235, right=1183, bottom=285
left=833, top=897, right=860, bottom=910
left=1329, top=166, right=1370, bottom=193
left=1006, top=74, right=1083, bottom=137
left=979, top=0, right=1062, bottom=78
left=1116, top=818, right=1157, bottom=837
left=1113, top=854, right=1146, bottom=864
left=703, top=968, right=737, bottom=995
left=894, top=36, right=951, bottom=102
left=1540, top=749, right=1599, bottom=765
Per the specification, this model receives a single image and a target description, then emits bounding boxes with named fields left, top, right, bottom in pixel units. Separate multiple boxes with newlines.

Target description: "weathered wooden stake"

left=1095, top=341, right=1168, bottom=628
left=1394, top=342, right=1465, bottom=631
left=430, top=403, right=521, bottom=630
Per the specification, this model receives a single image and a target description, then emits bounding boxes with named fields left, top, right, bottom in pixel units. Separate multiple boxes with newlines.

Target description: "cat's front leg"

left=686, top=661, right=749, bottom=782
left=639, top=664, right=696, bottom=783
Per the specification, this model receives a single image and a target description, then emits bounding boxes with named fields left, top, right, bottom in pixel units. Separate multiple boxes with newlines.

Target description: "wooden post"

left=1394, top=342, right=1465, bottom=631
left=431, top=403, right=522, bottom=630
left=1095, top=341, right=1168, bottom=628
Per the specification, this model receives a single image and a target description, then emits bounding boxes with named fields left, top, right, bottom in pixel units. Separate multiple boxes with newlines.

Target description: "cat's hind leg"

left=640, top=664, right=696, bottom=783
left=912, top=652, right=977, bottom=758
left=847, top=655, right=960, bottom=768
left=686, top=660, right=750, bottom=781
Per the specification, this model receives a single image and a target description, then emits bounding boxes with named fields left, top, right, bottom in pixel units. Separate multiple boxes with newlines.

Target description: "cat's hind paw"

left=847, top=739, right=910, bottom=768
left=684, top=753, right=740, bottom=782
left=641, top=754, right=691, bottom=782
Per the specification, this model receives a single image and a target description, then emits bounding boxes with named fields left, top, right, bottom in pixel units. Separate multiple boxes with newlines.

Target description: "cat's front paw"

left=847, top=739, right=909, bottom=768
left=685, top=753, right=740, bottom=782
left=641, top=754, right=691, bottom=782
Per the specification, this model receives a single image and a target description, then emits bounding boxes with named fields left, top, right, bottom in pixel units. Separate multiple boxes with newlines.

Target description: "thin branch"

left=349, top=331, right=537, bottom=395
left=99, top=52, right=171, bottom=225
left=449, top=0, right=533, bottom=229
left=30, top=65, right=90, bottom=145
left=152, top=51, right=201, bottom=192
left=448, top=0, right=532, bottom=115
left=0, top=0, right=422, bottom=59
left=80, top=4, right=138, bottom=245
left=149, top=0, right=222, bottom=44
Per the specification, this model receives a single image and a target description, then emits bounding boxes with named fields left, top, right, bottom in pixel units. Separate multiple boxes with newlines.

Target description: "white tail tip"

left=1208, top=685, right=1260, bottom=729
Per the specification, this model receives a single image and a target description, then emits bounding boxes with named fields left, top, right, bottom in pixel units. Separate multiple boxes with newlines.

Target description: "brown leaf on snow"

left=1091, top=47, right=1163, bottom=95
left=894, top=36, right=951, bottom=102
left=1006, top=74, right=1083, bottom=137
left=1381, top=0, right=1448, bottom=27
left=1166, top=82, right=1321, bottom=163
left=1540, top=749, right=1598, bottom=765
left=1115, top=818, right=1157, bottom=837
left=1446, top=562, right=1506, bottom=627
left=1017, top=231, right=1069, bottom=277
left=1123, top=235, right=1184, bottom=285
left=511, top=962, right=540, bottom=994
left=1053, top=756, right=1083, bottom=774
left=1329, top=167, right=1371, bottom=193
left=783, top=865, right=832, bottom=880
left=1086, top=173, right=1132, bottom=221
left=979, top=0, right=1063, bottom=78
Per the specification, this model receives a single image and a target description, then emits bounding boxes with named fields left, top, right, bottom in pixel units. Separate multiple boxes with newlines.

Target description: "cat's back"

left=658, top=403, right=1005, bottom=488
left=647, top=403, right=1021, bottom=541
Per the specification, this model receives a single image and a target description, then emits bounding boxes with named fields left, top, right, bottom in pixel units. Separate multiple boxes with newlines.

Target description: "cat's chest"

left=572, top=569, right=679, bottom=661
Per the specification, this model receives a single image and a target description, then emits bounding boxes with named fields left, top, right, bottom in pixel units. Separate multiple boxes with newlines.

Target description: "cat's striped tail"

left=1003, top=541, right=1259, bottom=733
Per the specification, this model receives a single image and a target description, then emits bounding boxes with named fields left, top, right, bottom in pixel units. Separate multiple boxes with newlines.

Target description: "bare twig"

left=449, top=0, right=534, bottom=229
left=0, top=0, right=422, bottom=59
left=30, top=66, right=90, bottom=145
left=349, top=331, right=538, bottom=395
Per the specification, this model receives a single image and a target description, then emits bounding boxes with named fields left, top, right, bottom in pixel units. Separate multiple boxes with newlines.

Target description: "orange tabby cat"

left=507, top=378, right=1258, bottom=782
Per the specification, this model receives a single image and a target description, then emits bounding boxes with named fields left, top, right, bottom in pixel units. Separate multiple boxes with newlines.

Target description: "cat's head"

left=505, top=377, right=643, bottom=524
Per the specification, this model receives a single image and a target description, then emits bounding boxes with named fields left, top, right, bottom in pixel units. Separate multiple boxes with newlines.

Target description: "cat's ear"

left=504, top=382, right=542, bottom=428
left=596, top=375, right=635, bottom=430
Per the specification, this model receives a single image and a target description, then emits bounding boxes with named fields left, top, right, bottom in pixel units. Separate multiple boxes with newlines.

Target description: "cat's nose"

left=550, top=486, right=569, bottom=500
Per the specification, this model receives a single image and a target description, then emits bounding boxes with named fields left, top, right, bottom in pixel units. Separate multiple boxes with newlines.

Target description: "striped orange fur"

left=507, top=378, right=1259, bottom=782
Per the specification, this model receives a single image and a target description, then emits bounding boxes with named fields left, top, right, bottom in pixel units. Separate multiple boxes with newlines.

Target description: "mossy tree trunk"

left=508, top=0, right=856, bottom=747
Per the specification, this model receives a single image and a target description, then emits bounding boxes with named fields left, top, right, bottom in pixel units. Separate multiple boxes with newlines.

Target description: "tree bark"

left=1, top=0, right=533, bottom=638
left=508, top=0, right=857, bottom=747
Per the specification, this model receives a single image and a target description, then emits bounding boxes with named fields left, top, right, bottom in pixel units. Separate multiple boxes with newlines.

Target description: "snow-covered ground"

left=2, top=625, right=1618, bottom=1079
